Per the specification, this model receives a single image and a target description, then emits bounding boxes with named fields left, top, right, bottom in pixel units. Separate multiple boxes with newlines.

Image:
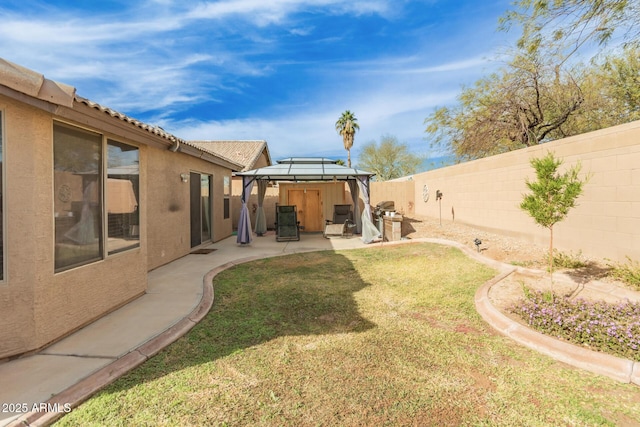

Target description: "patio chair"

left=323, top=204, right=355, bottom=238
left=276, top=205, right=301, bottom=242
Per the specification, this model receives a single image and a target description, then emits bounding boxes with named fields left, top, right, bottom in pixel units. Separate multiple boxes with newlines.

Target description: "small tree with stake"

left=520, top=152, right=588, bottom=284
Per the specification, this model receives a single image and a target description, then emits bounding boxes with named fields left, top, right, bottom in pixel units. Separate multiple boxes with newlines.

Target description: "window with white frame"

left=53, top=122, right=139, bottom=272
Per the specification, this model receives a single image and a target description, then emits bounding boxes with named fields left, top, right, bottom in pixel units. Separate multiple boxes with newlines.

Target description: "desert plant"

left=520, top=152, right=589, bottom=283
left=553, top=249, right=587, bottom=269
left=510, top=260, right=536, bottom=268
left=607, top=256, right=640, bottom=290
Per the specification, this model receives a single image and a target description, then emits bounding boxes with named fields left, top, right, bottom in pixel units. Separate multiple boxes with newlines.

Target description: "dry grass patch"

left=56, top=243, right=640, bottom=426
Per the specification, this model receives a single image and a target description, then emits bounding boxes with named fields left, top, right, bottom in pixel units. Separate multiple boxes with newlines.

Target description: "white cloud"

left=164, top=79, right=459, bottom=161
left=0, top=0, right=506, bottom=162
left=397, top=57, right=493, bottom=74
left=289, top=26, right=314, bottom=36
left=185, top=0, right=395, bottom=23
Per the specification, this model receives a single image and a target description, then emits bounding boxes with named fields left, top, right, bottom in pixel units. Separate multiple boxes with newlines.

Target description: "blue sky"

left=1, top=0, right=515, bottom=162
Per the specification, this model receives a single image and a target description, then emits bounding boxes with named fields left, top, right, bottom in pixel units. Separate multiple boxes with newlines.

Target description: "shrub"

left=510, top=290, right=640, bottom=361
left=520, top=152, right=588, bottom=283
left=607, top=257, right=640, bottom=290
left=510, top=260, right=536, bottom=268
left=552, top=249, right=587, bottom=269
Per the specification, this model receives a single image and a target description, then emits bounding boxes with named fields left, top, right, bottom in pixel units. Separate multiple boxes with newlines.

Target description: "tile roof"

left=76, top=95, right=184, bottom=143
left=0, top=57, right=246, bottom=170
left=186, top=140, right=272, bottom=171
left=0, top=58, right=75, bottom=107
left=73, top=101, right=242, bottom=169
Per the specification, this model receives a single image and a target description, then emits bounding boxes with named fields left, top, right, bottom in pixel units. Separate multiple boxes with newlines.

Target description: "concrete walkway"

left=0, top=233, right=368, bottom=427
left=2, top=234, right=638, bottom=426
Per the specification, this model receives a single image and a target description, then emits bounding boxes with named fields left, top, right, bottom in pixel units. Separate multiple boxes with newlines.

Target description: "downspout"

left=169, top=140, right=180, bottom=152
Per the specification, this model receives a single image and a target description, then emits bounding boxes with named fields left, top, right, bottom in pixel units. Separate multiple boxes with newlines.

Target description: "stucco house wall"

left=0, top=59, right=239, bottom=359
left=146, top=148, right=233, bottom=271
left=0, top=95, right=150, bottom=358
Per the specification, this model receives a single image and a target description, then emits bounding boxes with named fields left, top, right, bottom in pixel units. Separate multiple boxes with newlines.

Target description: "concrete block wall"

left=375, top=120, right=640, bottom=263
left=370, top=181, right=415, bottom=215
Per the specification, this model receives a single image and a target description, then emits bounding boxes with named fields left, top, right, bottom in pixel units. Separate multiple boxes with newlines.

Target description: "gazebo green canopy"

left=234, top=158, right=379, bottom=244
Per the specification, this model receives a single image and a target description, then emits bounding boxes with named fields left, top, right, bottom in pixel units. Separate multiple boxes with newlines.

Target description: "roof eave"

left=178, top=143, right=244, bottom=171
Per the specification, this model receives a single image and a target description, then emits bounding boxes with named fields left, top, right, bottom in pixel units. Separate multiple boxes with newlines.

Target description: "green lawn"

left=56, top=243, right=640, bottom=426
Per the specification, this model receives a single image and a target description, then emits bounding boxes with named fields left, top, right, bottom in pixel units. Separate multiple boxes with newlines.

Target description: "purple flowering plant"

left=510, top=290, right=640, bottom=361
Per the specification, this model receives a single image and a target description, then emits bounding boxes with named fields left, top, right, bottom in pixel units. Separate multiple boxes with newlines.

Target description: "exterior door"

left=190, top=173, right=212, bottom=247
left=288, top=189, right=322, bottom=232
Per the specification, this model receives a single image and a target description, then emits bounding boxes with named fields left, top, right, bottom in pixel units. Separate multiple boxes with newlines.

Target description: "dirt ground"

left=400, top=215, right=636, bottom=311
left=402, top=215, right=549, bottom=268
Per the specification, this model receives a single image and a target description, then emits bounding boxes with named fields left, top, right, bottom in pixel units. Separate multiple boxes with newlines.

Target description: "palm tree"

left=335, top=110, right=360, bottom=167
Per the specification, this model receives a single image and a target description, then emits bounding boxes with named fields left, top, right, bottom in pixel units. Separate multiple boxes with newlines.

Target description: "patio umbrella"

left=254, top=179, right=267, bottom=236
left=237, top=177, right=255, bottom=244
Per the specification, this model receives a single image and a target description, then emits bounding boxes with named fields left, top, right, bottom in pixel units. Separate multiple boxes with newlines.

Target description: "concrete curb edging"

left=387, top=238, right=640, bottom=385
left=14, top=351, right=150, bottom=427
left=10, top=257, right=272, bottom=427
left=451, top=240, right=640, bottom=385
left=12, top=239, right=638, bottom=426
left=11, top=264, right=211, bottom=427
left=474, top=273, right=638, bottom=384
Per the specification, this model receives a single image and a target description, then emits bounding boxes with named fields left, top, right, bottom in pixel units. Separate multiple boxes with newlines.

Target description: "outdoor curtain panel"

left=254, top=179, right=267, bottom=236
left=358, top=176, right=381, bottom=244
left=237, top=176, right=255, bottom=244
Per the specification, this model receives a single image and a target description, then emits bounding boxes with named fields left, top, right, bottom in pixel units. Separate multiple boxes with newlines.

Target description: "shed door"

left=288, top=189, right=322, bottom=232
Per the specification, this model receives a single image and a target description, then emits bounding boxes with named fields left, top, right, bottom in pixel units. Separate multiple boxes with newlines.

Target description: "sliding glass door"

left=190, top=172, right=212, bottom=247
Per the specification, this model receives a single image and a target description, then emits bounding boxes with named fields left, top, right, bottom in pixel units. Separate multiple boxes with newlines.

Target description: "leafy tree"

left=501, top=0, right=640, bottom=59
left=557, top=45, right=640, bottom=134
left=425, top=1, right=640, bottom=164
left=335, top=110, right=360, bottom=167
left=520, top=152, right=588, bottom=282
left=425, top=50, right=584, bottom=161
left=357, top=135, right=422, bottom=181
left=596, top=45, right=640, bottom=122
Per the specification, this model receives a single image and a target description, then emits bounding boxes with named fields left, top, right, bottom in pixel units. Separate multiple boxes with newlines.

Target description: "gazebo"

left=234, top=157, right=379, bottom=244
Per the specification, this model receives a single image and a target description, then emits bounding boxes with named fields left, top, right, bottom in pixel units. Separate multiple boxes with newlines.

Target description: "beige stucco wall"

left=1, top=97, right=45, bottom=357
left=0, top=92, right=235, bottom=359
left=0, top=96, right=148, bottom=359
left=146, top=148, right=233, bottom=271
left=387, top=120, right=640, bottom=263
left=253, top=150, right=271, bottom=169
